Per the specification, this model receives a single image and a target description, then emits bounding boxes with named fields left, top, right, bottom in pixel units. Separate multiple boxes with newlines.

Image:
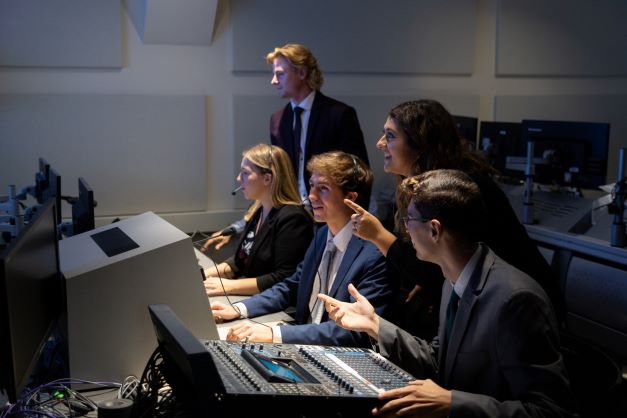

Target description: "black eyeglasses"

left=401, top=215, right=431, bottom=228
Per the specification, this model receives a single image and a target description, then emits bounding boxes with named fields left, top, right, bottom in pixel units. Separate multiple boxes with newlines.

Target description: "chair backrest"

left=559, top=331, right=622, bottom=418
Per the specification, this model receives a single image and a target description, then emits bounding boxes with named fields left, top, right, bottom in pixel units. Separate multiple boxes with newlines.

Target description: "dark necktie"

left=444, top=289, right=460, bottom=342
left=293, top=106, right=304, bottom=140
left=319, top=241, right=337, bottom=296
left=309, top=240, right=336, bottom=323
left=439, top=289, right=460, bottom=380
left=293, top=106, right=304, bottom=165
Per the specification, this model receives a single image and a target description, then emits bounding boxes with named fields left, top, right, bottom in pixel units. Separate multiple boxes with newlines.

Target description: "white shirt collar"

left=452, top=244, right=482, bottom=299
left=326, top=221, right=353, bottom=253
left=291, top=90, right=316, bottom=112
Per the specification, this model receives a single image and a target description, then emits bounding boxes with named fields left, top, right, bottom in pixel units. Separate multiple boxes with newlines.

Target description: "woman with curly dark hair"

left=346, top=99, right=562, bottom=338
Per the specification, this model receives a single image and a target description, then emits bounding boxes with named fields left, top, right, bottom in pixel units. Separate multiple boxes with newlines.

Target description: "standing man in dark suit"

left=320, top=169, right=577, bottom=418
left=210, top=152, right=393, bottom=347
left=267, top=43, right=369, bottom=205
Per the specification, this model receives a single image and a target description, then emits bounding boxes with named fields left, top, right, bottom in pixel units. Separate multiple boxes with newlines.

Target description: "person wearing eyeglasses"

left=320, top=169, right=577, bottom=418
left=210, top=152, right=393, bottom=347
left=344, top=99, right=563, bottom=340
left=202, top=143, right=313, bottom=296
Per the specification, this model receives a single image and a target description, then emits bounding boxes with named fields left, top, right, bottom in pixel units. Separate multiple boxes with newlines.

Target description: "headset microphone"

left=231, top=185, right=242, bottom=196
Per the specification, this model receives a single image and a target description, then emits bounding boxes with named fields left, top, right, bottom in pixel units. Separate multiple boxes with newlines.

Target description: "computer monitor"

left=0, top=199, right=63, bottom=403
left=145, top=304, right=216, bottom=417
left=452, top=115, right=478, bottom=148
left=521, top=119, right=610, bottom=189
left=44, top=167, right=62, bottom=225
left=478, top=121, right=524, bottom=181
left=34, top=158, right=51, bottom=204
left=24, top=158, right=62, bottom=225
left=71, top=177, right=96, bottom=235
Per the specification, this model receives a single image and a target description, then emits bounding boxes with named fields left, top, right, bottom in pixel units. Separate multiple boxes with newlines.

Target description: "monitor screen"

left=71, top=177, right=96, bottom=235
left=34, top=158, right=51, bottom=204
left=241, top=350, right=319, bottom=384
left=478, top=121, right=524, bottom=181
left=452, top=115, right=478, bottom=148
left=31, top=158, right=62, bottom=225
left=521, top=119, right=610, bottom=189
left=0, top=199, right=63, bottom=403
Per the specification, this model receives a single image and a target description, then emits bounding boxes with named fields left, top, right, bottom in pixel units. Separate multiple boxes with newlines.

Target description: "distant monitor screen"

left=71, top=177, right=96, bottom=235
left=521, top=119, right=610, bottom=189
left=478, top=121, right=524, bottom=181
left=43, top=166, right=62, bottom=225
left=0, top=200, right=62, bottom=403
left=453, top=115, right=478, bottom=148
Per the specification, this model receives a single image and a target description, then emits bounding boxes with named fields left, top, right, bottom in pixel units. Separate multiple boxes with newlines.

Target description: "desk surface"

left=194, top=248, right=294, bottom=339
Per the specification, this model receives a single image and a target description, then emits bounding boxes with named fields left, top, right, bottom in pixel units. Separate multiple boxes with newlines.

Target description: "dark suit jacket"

left=378, top=245, right=577, bottom=418
left=385, top=173, right=563, bottom=339
left=270, top=91, right=370, bottom=188
left=225, top=205, right=313, bottom=291
left=242, top=224, right=392, bottom=347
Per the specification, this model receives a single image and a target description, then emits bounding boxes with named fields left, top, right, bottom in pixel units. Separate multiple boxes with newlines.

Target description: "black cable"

left=207, top=255, right=273, bottom=335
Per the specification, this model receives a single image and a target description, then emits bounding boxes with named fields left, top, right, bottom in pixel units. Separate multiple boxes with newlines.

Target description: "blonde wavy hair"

left=242, top=143, right=302, bottom=219
left=266, top=43, right=324, bottom=91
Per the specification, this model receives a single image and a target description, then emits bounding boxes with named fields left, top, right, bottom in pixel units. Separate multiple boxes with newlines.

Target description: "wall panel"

left=231, top=0, right=476, bottom=75
left=0, top=0, right=122, bottom=68
left=496, top=0, right=627, bottom=76
left=0, top=94, right=206, bottom=217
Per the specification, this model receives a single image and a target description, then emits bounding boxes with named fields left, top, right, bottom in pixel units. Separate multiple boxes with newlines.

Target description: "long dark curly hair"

left=388, top=99, right=496, bottom=232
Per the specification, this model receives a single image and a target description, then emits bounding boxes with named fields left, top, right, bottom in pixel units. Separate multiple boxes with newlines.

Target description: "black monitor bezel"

left=71, top=177, right=95, bottom=235
left=0, top=199, right=62, bottom=403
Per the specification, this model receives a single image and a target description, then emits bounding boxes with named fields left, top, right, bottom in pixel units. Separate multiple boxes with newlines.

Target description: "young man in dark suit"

left=267, top=43, right=369, bottom=203
left=320, top=169, right=577, bottom=418
left=210, top=152, right=393, bottom=347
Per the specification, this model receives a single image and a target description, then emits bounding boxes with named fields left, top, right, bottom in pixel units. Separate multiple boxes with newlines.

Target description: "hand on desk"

left=210, top=301, right=241, bottom=323
left=204, top=277, right=232, bottom=296
left=201, top=232, right=232, bottom=252
left=226, top=321, right=273, bottom=343
left=372, top=379, right=451, bottom=418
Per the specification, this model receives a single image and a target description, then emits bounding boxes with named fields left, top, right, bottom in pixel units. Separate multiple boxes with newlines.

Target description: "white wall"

left=1, top=0, right=625, bottom=232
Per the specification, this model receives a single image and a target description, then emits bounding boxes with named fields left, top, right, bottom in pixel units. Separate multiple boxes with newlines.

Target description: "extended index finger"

left=344, top=198, right=366, bottom=214
left=317, top=293, right=338, bottom=305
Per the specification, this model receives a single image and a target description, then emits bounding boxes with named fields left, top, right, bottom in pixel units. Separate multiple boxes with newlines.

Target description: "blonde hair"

left=266, top=43, right=324, bottom=91
left=242, top=144, right=302, bottom=213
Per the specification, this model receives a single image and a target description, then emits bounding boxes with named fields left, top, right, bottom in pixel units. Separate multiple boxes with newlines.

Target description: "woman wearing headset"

left=202, top=143, right=313, bottom=296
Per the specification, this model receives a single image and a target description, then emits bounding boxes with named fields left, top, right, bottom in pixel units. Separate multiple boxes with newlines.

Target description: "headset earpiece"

left=344, top=155, right=360, bottom=192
